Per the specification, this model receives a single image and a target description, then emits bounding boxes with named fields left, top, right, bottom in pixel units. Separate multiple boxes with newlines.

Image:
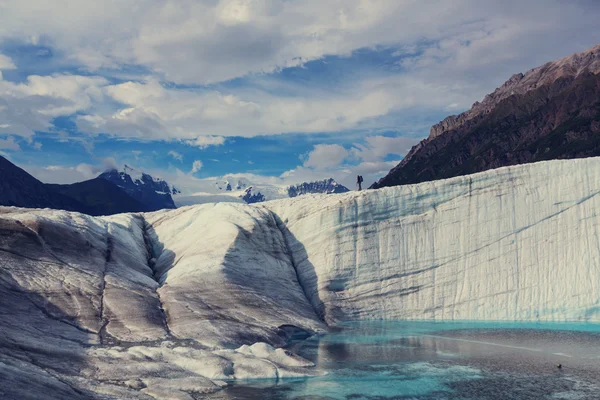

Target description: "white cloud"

left=168, top=150, right=183, bottom=161
left=0, top=136, right=20, bottom=151
left=0, top=54, right=16, bottom=70
left=0, top=0, right=598, bottom=150
left=351, top=136, right=418, bottom=163
left=185, top=136, right=226, bottom=149
left=32, top=141, right=42, bottom=150
left=26, top=163, right=101, bottom=184
left=0, top=74, right=108, bottom=137
left=76, top=78, right=414, bottom=138
left=190, top=160, right=203, bottom=174
left=24, top=157, right=118, bottom=184
left=1, top=0, right=598, bottom=86
left=303, top=144, right=349, bottom=170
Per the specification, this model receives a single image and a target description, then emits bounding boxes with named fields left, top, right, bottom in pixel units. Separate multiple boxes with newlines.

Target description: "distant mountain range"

left=372, top=43, right=600, bottom=188
left=287, top=178, right=350, bottom=198
left=1, top=156, right=350, bottom=214
left=99, top=165, right=179, bottom=210
left=176, top=177, right=350, bottom=205
left=0, top=157, right=176, bottom=215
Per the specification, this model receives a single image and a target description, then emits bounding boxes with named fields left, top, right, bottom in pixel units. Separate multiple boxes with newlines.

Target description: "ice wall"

left=267, top=158, right=600, bottom=324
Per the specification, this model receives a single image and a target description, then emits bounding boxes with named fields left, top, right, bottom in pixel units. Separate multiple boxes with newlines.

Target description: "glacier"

left=268, top=157, right=600, bottom=324
left=2, top=157, right=600, bottom=398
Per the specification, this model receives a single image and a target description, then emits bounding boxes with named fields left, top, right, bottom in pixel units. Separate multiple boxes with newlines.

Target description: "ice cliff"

left=2, top=157, right=600, bottom=398
left=269, top=157, right=600, bottom=324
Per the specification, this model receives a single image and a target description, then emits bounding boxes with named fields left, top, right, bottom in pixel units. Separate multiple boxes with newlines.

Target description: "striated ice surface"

left=0, top=206, right=323, bottom=398
left=3, top=157, right=600, bottom=398
left=267, top=158, right=600, bottom=324
left=144, top=203, right=325, bottom=348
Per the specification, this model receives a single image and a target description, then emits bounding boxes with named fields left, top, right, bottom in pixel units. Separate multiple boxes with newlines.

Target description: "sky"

left=0, top=0, right=599, bottom=192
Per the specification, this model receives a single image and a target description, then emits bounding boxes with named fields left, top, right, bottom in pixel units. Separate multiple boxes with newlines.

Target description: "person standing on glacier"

left=357, top=175, right=363, bottom=191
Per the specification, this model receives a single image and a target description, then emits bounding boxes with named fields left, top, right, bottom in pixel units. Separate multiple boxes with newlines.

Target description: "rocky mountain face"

left=99, top=165, right=177, bottom=211
left=239, top=178, right=350, bottom=204
left=287, top=178, right=349, bottom=198
left=241, top=187, right=267, bottom=204
left=373, top=44, right=600, bottom=188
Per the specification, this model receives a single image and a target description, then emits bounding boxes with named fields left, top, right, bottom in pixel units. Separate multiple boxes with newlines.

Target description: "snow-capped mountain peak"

left=121, top=164, right=146, bottom=184
left=287, top=178, right=349, bottom=198
left=172, top=176, right=350, bottom=207
left=98, top=166, right=177, bottom=211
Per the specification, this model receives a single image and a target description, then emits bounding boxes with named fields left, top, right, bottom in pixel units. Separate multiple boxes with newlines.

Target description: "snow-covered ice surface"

left=3, top=158, right=600, bottom=398
left=143, top=203, right=325, bottom=348
left=173, top=192, right=244, bottom=207
left=0, top=206, right=323, bottom=399
left=267, top=157, right=600, bottom=324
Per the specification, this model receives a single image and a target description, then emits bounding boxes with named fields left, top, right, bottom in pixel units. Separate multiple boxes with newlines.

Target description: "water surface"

left=209, top=321, right=600, bottom=399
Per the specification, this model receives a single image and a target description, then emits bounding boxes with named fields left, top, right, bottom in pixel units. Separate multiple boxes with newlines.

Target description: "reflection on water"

left=208, top=321, right=600, bottom=399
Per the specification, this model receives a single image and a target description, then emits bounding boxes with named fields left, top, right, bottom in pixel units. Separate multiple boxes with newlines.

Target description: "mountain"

left=0, top=156, right=155, bottom=215
left=240, top=186, right=267, bottom=204
left=0, top=155, right=86, bottom=211
left=3, top=157, right=600, bottom=398
left=0, top=155, right=95, bottom=212
left=372, top=44, right=600, bottom=188
left=99, top=165, right=177, bottom=211
left=239, top=179, right=350, bottom=204
left=287, top=178, right=349, bottom=198
left=173, top=177, right=351, bottom=206
left=46, top=178, right=148, bottom=216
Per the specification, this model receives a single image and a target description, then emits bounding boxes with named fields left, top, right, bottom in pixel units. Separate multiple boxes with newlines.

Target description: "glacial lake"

left=208, top=321, right=600, bottom=399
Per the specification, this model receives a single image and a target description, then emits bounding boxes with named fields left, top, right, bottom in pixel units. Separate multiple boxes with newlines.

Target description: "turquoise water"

left=209, top=321, right=600, bottom=399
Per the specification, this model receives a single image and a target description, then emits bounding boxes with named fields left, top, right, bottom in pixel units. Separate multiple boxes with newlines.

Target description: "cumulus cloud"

left=76, top=78, right=422, bottom=138
left=351, top=136, right=419, bottom=163
left=1, top=0, right=598, bottom=86
left=184, top=136, right=226, bottom=149
left=283, top=136, right=418, bottom=188
left=0, top=54, right=16, bottom=70
left=168, top=150, right=183, bottom=161
left=0, top=136, right=20, bottom=151
left=0, top=1, right=598, bottom=141
left=303, top=144, right=349, bottom=170
left=0, top=74, right=108, bottom=137
left=190, top=160, right=203, bottom=174
left=25, top=161, right=109, bottom=184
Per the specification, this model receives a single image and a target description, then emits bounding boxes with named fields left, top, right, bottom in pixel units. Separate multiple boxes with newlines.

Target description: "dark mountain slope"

left=372, top=44, right=600, bottom=188
left=47, top=178, right=149, bottom=216
left=0, top=156, right=85, bottom=211
left=0, top=156, right=151, bottom=215
left=373, top=72, right=600, bottom=187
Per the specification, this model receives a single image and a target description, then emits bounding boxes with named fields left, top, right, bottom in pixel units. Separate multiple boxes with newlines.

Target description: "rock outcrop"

left=373, top=44, right=600, bottom=188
